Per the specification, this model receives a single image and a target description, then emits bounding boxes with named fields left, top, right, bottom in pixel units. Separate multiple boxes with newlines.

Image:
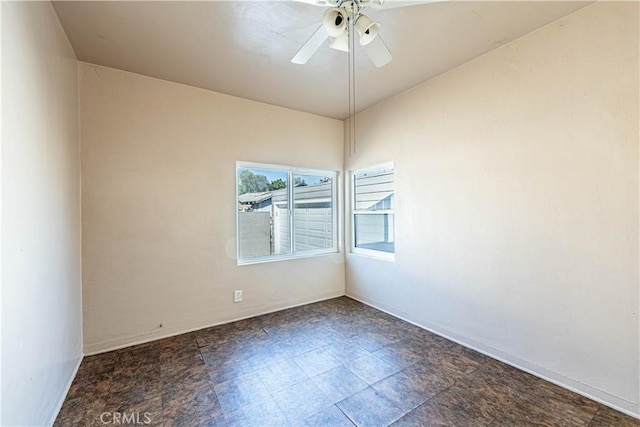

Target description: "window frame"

left=350, top=162, right=396, bottom=262
left=236, top=161, right=339, bottom=266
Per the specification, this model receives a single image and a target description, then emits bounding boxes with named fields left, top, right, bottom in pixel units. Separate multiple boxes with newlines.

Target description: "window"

left=237, top=162, right=338, bottom=265
left=352, top=164, right=395, bottom=260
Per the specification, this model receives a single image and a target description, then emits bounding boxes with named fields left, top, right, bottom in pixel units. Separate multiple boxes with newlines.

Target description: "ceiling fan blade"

left=291, top=25, right=329, bottom=64
left=364, top=34, right=393, bottom=68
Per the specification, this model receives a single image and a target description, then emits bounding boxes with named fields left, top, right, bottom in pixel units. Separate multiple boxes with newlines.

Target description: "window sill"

left=237, top=249, right=340, bottom=266
left=350, top=249, right=395, bottom=262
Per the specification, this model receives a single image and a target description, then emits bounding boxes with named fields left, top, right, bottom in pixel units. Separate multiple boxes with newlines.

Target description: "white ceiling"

left=52, top=1, right=590, bottom=119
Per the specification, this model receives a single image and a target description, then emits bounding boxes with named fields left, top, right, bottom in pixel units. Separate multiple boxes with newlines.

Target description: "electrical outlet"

left=234, top=290, right=243, bottom=303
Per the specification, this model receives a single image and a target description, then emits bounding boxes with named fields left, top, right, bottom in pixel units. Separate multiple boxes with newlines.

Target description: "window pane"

left=354, top=168, right=394, bottom=211
left=237, top=167, right=289, bottom=259
left=293, top=174, right=333, bottom=251
left=354, top=214, right=395, bottom=253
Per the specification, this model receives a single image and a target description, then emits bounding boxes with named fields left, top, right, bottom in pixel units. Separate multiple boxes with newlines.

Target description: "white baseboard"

left=346, top=291, right=640, bottom=420
left=47, top=354, right=83, bottom=426
left=84, top=291, right=344, bottom=356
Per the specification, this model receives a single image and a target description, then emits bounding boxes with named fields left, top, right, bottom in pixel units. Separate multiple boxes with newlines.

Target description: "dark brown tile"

left=329, top=320, right=372, bottom=338
left=389, top=413, right=422, bottom=427
left=372, top=370, right=446, bottom=413
left=500, top=380, right=600, bottom=426
left=170, top=414, right=227, bottom=427
left=324, top=341, right=371, bottom=363
left=293, top=347, right=342, bottom=377
left=589, top=406, right=640, bottom=427
left=306, top=325, right=350, bottom=345
left=213, top=372, right=271, bottom=414
left=196, top=326, right=236, bottom=348
left=491, top=398, right=587, bottom=427
left=76, top=352, right=117, bottom=379
left=111, top=343, right=160, bottom=381
left=159, top=331, right=199, bottom=350
left=477, top=358, right=538, bottom=391
left=228, top=317, right=265, bottom=334
left=406, top=399, right=493, bottom=427
left=240, top=334, right=288, bottom=359
left=401, top=361, right=455, bottom=395
left=223, top=396, right=290, bottom=427
left=161, top=354, right=209, bottom=387
left=293, top=405, right=356, bottom=427
left=102, top=395, right=163, bottom=427
left=256, top=358, right=308, bottom=393
left=247, top=345, right=290, bottom=368
left=311, top=365, right=369, bottom=404
left=114, top=342, right=160, bottom=368
left=372, top=344, right=423, bottom=370
left=422, top=345, right=481, bottom=380
left=159, top=333, right=201, bottom=364
left=200, top=340, right=254, bottom=367
left=344, top=354, right=401, bottom=385
left=55, top=357, right=119, bottom=426
left=424, top=366, right=524, bottom=422
left=66, top=372, right=112, bottom=403
left=105, top=383, right=162, bottom=415
left=403, top=332, right=455, bottom=356
left=161, top=361, right=212, bottom=407
left=272, top=378, right=334, bottom=424
left=276, top=335, right=329, bottom=358
left=337, top=387, right=406, bottom=427
left=206, top=363, right=257, bottom=386
left=197, top=319, right=266, bottom=349
left=448, top=345, right=492, bottom=365
left=350, top=332, right=399, bottom=352
left=109, top=366, right=161, bottom=399
left=231, top=328, right=272, bottom=348
left=369, top=324, right=413, bottom=345
left=54, top=394, right=109, bottom=427
left=202, top=347, right=261, bottom=385
left=278, top=318, right=332, bottom=337
left=162, top=388, right=225, bottom=427
left=261, top=310, right=311, bottom=332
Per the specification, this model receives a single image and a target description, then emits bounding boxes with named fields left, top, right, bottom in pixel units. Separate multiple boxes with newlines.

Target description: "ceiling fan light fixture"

left=329, top=32, right=349, bottom=52
left=322, top=7, right=348, bottom=38
left=355, top=13, right=380, bottom=46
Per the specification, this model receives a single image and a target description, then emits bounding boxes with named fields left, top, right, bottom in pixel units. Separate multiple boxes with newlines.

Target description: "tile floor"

left=55, top=297, right=639, bottom=427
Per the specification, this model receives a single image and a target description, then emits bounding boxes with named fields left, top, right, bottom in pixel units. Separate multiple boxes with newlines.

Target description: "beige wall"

left=1, top=2, right=82, bottom=425
left=80, top=63, right=345, bottom=354
left=345, top=2, right=639, bottom=416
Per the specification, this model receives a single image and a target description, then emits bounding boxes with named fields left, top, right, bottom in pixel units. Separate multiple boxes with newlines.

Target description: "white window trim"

left=236, top=161, right=339, bottom=266
left=350, top=162, right=395, bottom=262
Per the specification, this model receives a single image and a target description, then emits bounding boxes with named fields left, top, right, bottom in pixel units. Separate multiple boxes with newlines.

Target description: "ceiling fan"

left=291, top=0, right=394, bottom=68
